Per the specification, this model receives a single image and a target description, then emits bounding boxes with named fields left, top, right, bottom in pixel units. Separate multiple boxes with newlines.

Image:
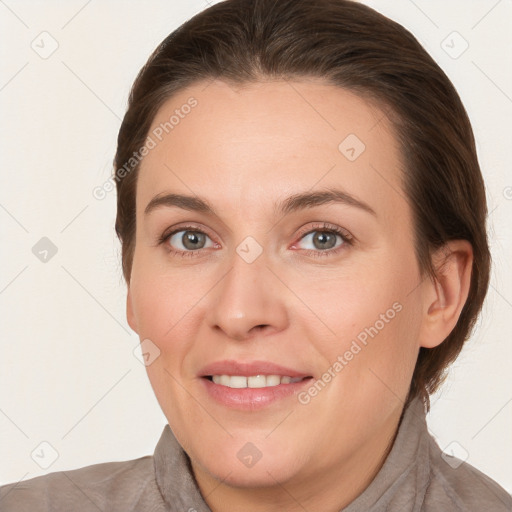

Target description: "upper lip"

left=199, top=360, right=312, bottom=378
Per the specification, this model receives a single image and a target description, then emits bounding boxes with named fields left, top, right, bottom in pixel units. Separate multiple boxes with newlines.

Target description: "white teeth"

left=248, top=375, right=267, bottom=388
left=210, top=375, right=305, bottom=388
left=219, top=375, right=230, bottom=386
left=229, top=376, right=247, bottom=388
left=265, top=375, right=281, bottom=387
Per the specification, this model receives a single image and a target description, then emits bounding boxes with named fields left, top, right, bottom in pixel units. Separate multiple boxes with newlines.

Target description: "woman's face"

left=127, top=79, right=429, bottom=491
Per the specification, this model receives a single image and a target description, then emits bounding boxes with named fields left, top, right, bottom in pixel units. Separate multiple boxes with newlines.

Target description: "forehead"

left=136, top=78, right=406, bottom=223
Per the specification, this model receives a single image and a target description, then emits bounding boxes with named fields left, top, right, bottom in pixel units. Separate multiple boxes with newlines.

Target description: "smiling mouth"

left=203, top=375, right=313, bottom=389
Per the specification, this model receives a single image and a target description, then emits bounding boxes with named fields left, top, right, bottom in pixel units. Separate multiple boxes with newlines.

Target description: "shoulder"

left=424, top=435, right=512, bottom=511
left=0, top=455, right=163, bottom=512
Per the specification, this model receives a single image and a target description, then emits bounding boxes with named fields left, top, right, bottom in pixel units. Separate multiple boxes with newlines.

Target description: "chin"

left=188, top=435, right=307, bottom=488
left=199, top=454, right=302, bottom=489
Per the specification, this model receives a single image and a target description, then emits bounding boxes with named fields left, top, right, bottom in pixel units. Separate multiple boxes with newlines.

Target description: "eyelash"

left=157, top=222, right=354, bottom=259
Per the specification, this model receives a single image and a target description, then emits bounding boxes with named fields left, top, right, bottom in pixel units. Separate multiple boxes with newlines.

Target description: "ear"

left=418, top=240, right=473, bottom=349
left=126, top=285, right=138, bottom=333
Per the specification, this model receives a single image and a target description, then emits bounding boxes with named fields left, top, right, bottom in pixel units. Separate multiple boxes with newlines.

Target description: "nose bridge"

left=206, top=237, right=288, bottom=340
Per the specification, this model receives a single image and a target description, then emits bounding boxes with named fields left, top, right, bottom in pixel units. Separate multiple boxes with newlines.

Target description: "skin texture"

left=126, top=78, right=473, bottom=512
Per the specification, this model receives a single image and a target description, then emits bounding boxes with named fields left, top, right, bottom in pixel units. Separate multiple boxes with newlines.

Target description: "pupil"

left=315, top=231, right=335, bottom=250
left=183, top=231, right=205, bottom=250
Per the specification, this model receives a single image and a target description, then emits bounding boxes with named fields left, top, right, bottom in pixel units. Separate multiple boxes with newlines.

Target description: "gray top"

left=1, top=396, right=511, bottom=511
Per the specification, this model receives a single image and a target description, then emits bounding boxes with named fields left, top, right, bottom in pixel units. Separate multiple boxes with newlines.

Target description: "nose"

left=206, top=246, right=289, bottom=342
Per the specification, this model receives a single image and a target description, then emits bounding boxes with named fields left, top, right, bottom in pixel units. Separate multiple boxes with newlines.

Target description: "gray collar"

left=153, top=396, right=429, bottom=512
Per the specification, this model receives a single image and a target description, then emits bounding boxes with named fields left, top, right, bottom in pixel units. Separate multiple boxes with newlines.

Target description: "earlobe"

left=419, top=240, right=473, bottom=349
left=126, top=286, right=138, bottom=333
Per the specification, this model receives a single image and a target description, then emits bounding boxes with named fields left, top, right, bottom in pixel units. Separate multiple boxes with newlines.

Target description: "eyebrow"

left=144, top=188, right=377, bottom=218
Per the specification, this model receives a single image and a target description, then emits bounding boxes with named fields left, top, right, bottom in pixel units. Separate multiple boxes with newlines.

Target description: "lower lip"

left=200, top=377, right=313, bottom=410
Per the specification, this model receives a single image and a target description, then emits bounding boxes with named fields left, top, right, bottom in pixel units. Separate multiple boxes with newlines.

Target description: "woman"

left=1, top=0, right=510, bottom=510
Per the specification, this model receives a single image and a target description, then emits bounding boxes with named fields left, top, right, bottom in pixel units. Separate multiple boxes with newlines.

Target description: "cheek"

left=130, top=258, right=207, bottom=341
left=129, top=259, right=222, bottom=411
left=304, top=257, right=421, bottom=389
left=132, top=269, right=202, bottom=408
left=297, top=260, right=410, bottom=339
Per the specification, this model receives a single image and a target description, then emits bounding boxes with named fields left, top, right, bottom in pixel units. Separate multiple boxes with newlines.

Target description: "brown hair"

left=114, top=0, right=491, bottom=411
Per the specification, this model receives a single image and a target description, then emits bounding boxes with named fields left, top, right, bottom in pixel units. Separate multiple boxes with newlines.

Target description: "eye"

left=292, top=222, right=353, bottom=258
left=158, top=225, right=217, bottom=257
left=158, top=222, right=353, bottom=259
